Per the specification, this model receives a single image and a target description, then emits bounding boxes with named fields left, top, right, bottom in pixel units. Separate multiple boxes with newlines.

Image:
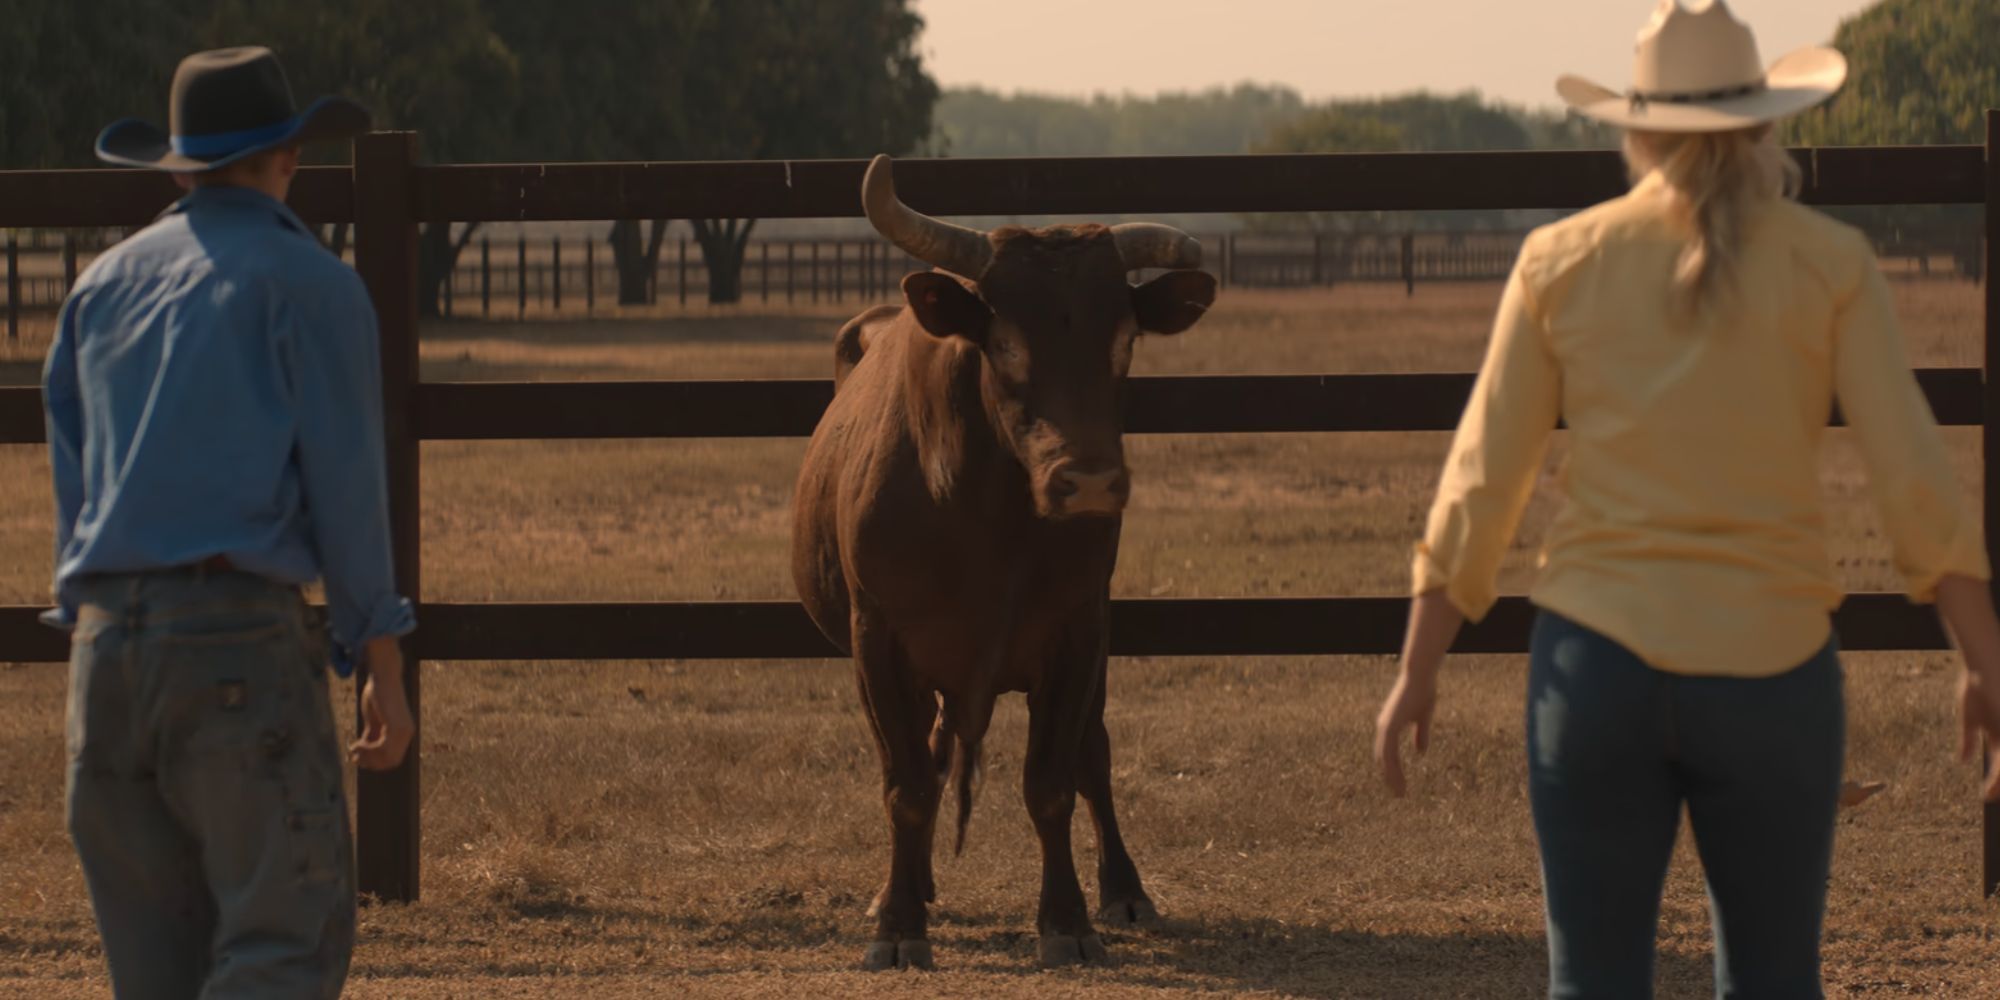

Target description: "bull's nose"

left=1053, top=464, right=1130, bottom=515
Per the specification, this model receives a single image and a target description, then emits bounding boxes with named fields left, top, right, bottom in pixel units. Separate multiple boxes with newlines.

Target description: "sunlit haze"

left=912, top=0, right=1874, bottom=108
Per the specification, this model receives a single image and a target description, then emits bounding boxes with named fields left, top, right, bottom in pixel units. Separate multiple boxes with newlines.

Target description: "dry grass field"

left=2, top=281, right=1997, bottom=998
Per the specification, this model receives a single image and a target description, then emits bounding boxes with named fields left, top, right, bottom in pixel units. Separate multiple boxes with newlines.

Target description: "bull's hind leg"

left=1022, top=621, right=1111, bottom=968
left=1078, top=658, right=1158, bottom=928
left=852, top=609, right=941, bottom=971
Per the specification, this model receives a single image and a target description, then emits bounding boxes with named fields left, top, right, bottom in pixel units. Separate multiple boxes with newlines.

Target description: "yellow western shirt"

left=1414, top=172, right=1989, bottom=677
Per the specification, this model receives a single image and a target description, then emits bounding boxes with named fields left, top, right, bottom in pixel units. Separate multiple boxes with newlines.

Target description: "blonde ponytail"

left=1622, top=126, right=1801, bottom=319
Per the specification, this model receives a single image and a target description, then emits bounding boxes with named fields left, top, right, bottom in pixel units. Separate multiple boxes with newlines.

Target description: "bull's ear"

left=903, top=272, right=991, bottom=342
left=1131, top=270, right=1217, bottom=336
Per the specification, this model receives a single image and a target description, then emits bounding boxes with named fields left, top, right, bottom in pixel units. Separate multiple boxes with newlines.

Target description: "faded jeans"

left=1528, top=612, right=1844, bottom=1000
left=65, top=569, right=354, bottom=1000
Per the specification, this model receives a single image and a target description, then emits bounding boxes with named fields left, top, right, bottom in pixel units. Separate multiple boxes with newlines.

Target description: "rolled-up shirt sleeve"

left=40, top=296, right=85, bottom=630
left=1833, top=247, right=1989, bottom=601
left=1412, top=256, right=1561, bottom=620
left=286, top=269, right=415, bottom=675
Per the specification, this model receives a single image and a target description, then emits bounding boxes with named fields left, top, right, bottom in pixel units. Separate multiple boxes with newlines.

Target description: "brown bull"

left=791, top=155, right=1216, bottom=971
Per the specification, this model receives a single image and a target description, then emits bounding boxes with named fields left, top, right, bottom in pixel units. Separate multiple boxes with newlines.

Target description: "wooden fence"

left=1, top=128, right=1997, bottom=905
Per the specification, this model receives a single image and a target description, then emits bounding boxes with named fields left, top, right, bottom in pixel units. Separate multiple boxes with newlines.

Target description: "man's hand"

left=350, top=636, right=414, bottom=771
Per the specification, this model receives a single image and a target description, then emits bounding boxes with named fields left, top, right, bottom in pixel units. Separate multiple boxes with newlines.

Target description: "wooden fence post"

left=1401, top=233, right=1416, bottom=297
left=585, top=239, right=595, bottom=315
left=351, top=131, right=423, bottom=904
left=811, top=243, right=820, bottom=304
left=61, top=233, right=77, bottom=293
left=833, top=242, right=844, bottom=302
left=678, top=237, right=688, bottom=308
left=552, top=238, right=562, bottom=313
left=481, top=237, right=491, bottom=318
left=5, top=233, right=17, bottom=343
left=517, top=234, right=527, bottom=320
left=787, top=242, right=796, bottom=304
left=1983, top=108, right=2000, bottom=899
left=761, top=242, right=771, bottom=303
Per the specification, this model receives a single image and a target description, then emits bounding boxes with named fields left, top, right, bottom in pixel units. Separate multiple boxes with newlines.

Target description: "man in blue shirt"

left=44, top=47, right=413, bottom=999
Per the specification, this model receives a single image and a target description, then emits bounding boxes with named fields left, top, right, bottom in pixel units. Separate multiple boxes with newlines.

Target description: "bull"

left=790, top=155, right=1216, bottom=970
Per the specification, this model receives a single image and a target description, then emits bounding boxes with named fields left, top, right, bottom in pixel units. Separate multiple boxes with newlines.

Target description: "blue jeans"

left=65, top=569, right=354, bottom=1000
left=1527, top=612, right=1844, bottom=1000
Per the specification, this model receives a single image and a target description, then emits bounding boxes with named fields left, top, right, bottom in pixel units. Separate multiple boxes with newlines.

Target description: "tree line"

left=4, top=0, right=1992, bottom=310
left=2, top=0, right=938, bottom=313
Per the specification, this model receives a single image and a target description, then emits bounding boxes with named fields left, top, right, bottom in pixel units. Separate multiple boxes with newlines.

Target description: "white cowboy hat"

left=1558, top=0, right=1847, bottom=132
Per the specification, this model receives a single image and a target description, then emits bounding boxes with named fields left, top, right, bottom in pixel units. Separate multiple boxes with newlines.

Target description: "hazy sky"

left=911, top=0, right=1875, bottom=110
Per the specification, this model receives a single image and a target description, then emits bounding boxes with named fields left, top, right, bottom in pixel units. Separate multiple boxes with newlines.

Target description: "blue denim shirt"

left=41, top=185, right=414, bottom=676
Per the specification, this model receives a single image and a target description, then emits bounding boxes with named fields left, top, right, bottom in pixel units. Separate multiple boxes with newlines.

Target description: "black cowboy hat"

left=96, top=47, right=371, bottom=172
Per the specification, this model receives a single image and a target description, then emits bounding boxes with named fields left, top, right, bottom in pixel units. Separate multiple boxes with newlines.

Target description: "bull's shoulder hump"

left=835, top=304, right=907, bottom=388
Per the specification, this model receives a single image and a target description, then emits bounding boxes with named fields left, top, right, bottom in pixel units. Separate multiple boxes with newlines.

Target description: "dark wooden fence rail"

left=2, top=130, right=1996, bottom=903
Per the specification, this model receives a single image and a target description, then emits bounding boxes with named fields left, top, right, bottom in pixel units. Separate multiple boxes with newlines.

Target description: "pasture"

left=1, top=281, right=1995, bottom=997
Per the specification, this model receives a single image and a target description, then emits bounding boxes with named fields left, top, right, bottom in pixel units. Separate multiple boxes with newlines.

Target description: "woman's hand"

left=1958, top=670, right=2000, bottom=801
left=1375, top=590, right=1464, bottom=797
left=1376, top=670, right=1437, bottom=797
left=1934, top=575, right=2000, bottom=801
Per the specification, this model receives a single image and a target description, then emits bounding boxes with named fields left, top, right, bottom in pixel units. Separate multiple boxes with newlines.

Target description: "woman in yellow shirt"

left=1373, top=2, right=2000, bottom=996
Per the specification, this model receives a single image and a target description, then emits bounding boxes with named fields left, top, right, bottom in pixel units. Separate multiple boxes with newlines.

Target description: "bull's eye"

left=988, top=332, right=1030, bottom=382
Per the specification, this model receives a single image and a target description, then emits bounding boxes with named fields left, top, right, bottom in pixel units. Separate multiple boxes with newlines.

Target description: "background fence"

left=7, top=220, right=1985, bottom=337
left=1, top=129, right=1996, bottom=905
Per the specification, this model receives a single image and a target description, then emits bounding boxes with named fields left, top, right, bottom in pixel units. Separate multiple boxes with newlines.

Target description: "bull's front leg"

left=851, top=606, right=940, bottom=971
left=1022, top=613, right=1112, bottom=968
left=865, top=693, right=943, bottom=919
left=1078, top=643, right=1158, bottom=927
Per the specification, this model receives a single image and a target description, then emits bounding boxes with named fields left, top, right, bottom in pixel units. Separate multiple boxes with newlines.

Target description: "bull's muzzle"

left=1043, top=461, right=1130, bottom=518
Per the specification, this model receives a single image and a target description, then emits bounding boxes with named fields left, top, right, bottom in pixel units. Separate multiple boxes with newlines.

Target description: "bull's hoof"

left=1037, top=932, right=1109, bottom=968
left=1095, top=896, right=1159, bottom=928
left=862, top=938, right=934, bottom=972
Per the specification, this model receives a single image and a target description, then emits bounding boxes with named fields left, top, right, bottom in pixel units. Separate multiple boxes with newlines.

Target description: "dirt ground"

left=1, top=282, right=1996, bottom=998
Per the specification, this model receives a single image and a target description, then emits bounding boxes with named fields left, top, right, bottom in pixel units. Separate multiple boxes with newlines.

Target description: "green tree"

left=1786, top=0, right=2000, bottom=146
left=197, top=0, right=521, bottom=317
left=1339, top=93, right=1531, bottom=152
left=1247, top=108, right=1402, bottom=239
left=1782, top=0, right=1998, bottom=278
left=482, top=0, right=938, bottom=306
left=673, top=0, right=937, bottom=304
left=936, top=84, right=1307, bottom=157
left=1251, top=93, right=1560, bottom=235
left=3, top=0, right=939, bottom=312
left=0, top=1, right=199, bottom=168
left=480, top=0, right=696, bottom=305
left=0, top=0, right=521, bottom=316
left=1255, top=107, right=1404, bottom=155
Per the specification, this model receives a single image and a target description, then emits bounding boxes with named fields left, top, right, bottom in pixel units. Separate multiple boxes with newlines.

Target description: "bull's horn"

left=862, top=154, right=993, bottom=279
left=1111, top=223, right=1203, bottom=271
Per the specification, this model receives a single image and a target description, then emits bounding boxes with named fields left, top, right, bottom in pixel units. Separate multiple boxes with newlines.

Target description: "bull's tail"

left=950, top=732, right=983, bottom=857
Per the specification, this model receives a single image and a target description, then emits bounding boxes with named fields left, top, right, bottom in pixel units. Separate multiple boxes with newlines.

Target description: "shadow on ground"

left=344, top=893, right=1720, bottom=999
